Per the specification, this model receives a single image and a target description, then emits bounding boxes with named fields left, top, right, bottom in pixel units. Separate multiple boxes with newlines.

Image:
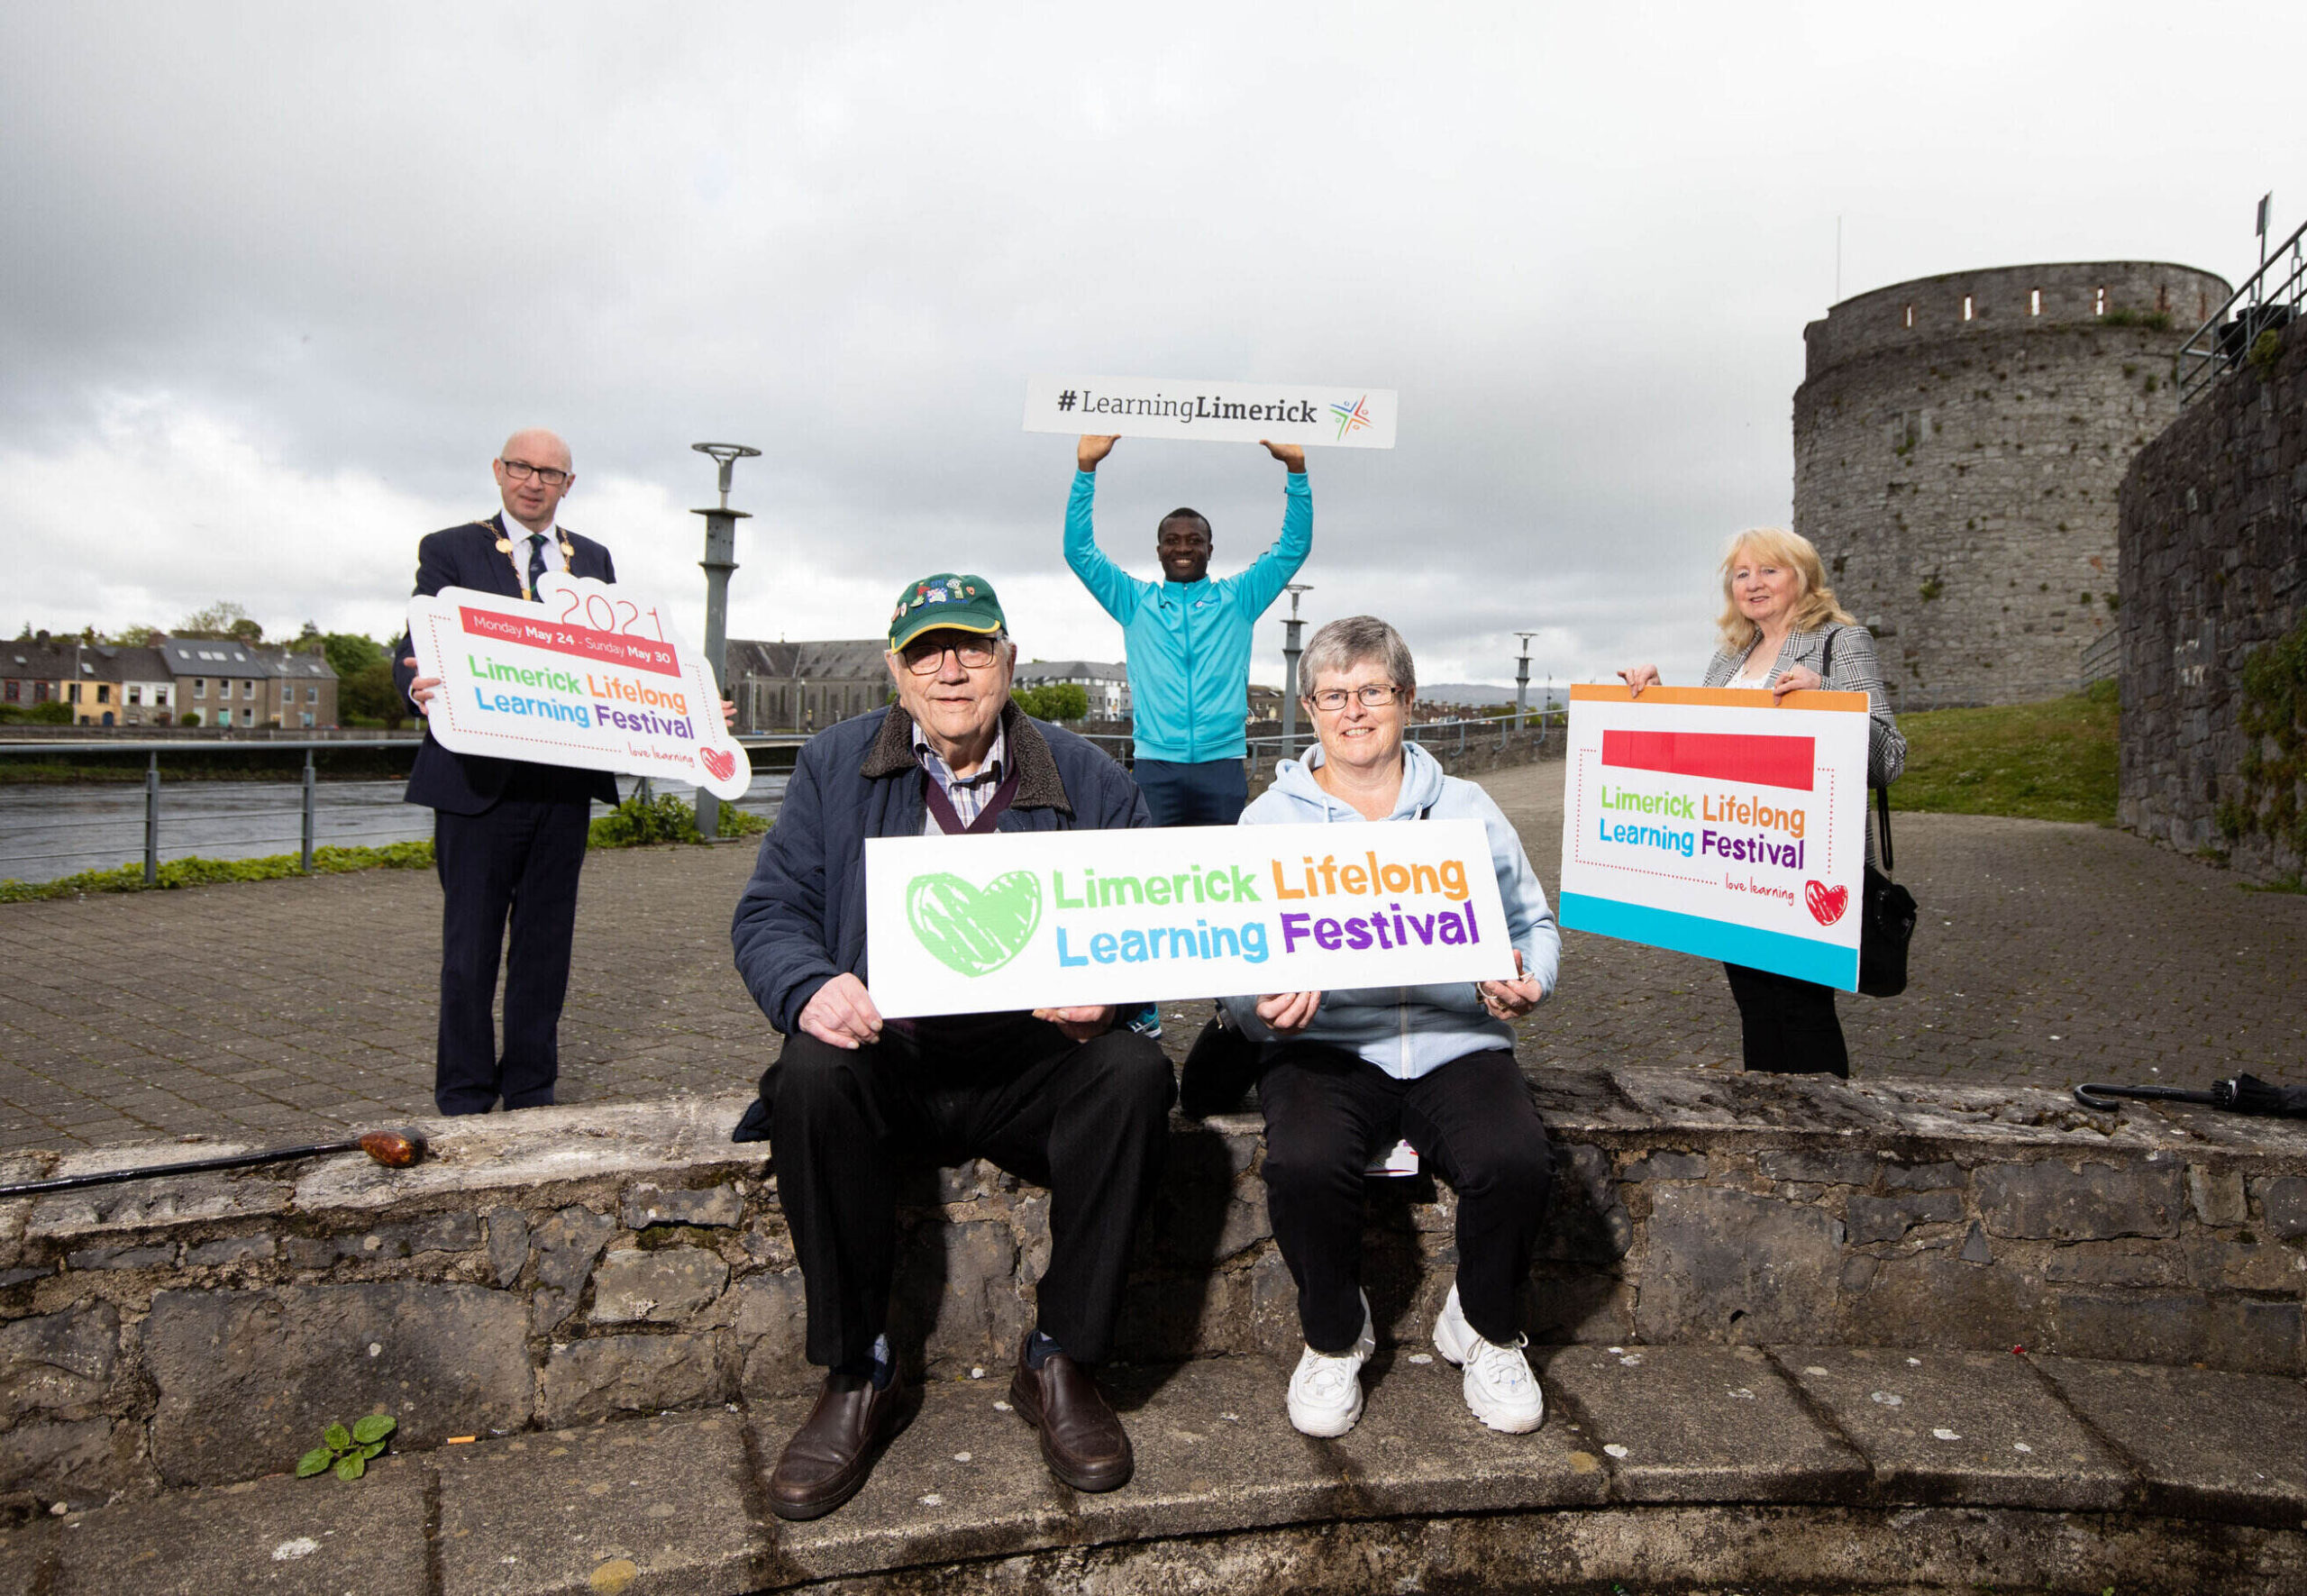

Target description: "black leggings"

left=1722, top=962, right=1849, bottom=1078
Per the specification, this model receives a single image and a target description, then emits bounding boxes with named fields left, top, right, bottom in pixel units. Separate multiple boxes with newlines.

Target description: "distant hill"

left=1418, top=682, right=1568, bottom=710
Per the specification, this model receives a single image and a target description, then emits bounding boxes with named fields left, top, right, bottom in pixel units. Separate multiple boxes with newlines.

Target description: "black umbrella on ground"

left=2073, top=1074, right=2307, bottom=1117
left=0, top=1130, right=425, bottom=1199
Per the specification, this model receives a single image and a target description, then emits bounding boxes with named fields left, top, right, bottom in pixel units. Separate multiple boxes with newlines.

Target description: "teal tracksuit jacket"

left=1062, top=469, right=1312, bottom=762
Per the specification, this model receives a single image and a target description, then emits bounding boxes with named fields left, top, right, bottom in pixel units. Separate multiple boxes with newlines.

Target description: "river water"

left=0, top=773, right=789, bottom=884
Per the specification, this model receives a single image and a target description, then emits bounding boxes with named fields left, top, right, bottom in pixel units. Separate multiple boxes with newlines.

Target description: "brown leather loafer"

left=768, top=1371, right=912, bottom=1521
left=1008, top=1334, right=1134, bottom=1491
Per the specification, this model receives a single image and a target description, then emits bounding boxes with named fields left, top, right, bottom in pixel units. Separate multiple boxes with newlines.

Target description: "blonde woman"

left=1619, top=528, right=1905, bottom=1077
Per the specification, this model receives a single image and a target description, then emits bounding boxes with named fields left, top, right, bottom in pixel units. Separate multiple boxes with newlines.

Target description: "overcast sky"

left=3, top=2, right=2298, bottom=690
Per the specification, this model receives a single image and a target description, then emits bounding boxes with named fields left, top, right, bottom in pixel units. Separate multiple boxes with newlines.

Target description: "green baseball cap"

left=888, top=572, right=1007, bottom=651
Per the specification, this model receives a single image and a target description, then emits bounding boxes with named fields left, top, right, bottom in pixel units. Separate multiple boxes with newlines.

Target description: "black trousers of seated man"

left=767, top=1017, right=1175, bottom=1371
left=1258, top=1042, right=1552, bottom=1354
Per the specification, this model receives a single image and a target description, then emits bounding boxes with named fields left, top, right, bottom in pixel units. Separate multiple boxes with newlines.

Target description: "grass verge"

left=0, top=842, right=437, bottom=903
left=1890, top=679, right=2117, bottom=825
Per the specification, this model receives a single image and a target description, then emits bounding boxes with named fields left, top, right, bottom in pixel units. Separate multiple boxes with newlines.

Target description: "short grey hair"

left=1299, top=616, right=1416, bottom=700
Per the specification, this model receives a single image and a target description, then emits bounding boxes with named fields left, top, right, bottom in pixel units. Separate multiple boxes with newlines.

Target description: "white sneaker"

left=1286, top=1290, right=1376, bottom=1437
left=1432, top=1283, right=1544, bottom=1433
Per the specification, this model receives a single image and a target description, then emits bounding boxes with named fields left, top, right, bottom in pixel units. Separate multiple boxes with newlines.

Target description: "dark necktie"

left=526, top=533, right=550, bottom=599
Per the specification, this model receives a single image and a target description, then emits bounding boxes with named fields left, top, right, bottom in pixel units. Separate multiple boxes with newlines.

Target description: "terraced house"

left=155, top=637, right=337, bottom=728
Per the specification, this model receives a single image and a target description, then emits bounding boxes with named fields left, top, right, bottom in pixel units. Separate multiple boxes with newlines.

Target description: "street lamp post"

left=1279, top=584, right=1313, bottom=761
left=1513, top=633, right=1536, bottom=731
left=689, top=442, right=759, bottom=841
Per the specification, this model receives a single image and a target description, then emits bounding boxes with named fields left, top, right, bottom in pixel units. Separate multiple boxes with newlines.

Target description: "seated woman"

left=1224, top=616, right=1560, bottom=1437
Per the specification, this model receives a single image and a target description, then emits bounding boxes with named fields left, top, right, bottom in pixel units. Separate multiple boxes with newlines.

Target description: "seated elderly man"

left=731, top=573, right=1173, bottom=1521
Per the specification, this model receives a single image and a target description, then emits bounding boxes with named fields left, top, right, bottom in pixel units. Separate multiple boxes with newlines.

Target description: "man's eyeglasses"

left=499, top=459, right=571, bottom=488
left=1308, top=683, right=1402, bottom=712
left=898, top=634, right=1004, bottom=674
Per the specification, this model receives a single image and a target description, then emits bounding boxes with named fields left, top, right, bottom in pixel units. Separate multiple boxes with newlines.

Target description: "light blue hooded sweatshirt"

left=1220, top=740, right=1561, bottom=1080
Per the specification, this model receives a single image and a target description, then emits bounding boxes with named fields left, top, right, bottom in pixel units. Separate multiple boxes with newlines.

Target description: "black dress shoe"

left=1008, top=1334, right=1134, bottom=1491
left=768, top=1371, right=912, bottom=1521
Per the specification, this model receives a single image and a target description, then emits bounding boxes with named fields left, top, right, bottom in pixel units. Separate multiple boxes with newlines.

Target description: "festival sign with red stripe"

left=1556, top=683, right=1870, bottom=990
left=406, top=573, right=752, bottom=800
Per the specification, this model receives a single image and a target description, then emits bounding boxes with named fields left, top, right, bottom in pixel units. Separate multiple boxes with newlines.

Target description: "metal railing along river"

left=0, top=737, right=804, bottom=887
left=0, top=719, right=1550, bottom=888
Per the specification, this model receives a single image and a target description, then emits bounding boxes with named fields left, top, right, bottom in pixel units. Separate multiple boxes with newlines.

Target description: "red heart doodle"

left=700, top=746, right=736, bottom=783
left=1803, top=880, right=1849, bottom=926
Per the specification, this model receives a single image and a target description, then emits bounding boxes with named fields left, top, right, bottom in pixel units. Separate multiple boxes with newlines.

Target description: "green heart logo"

left=906, top=871, right=1043, bottom=978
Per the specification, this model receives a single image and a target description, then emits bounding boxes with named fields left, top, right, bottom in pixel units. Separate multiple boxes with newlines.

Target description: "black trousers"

left=1132, top=757, right=1249, bottom=827
left=766, top=1019, right=1174, bottom=1369
left=432, top=798, right=591, bottom=1115
left=1258, top=1042, right=1552, bottom=1353
left=1722, top=962, right=1849, bottom=1078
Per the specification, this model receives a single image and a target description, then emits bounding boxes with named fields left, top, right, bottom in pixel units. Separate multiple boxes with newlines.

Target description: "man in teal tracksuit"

left=1064, top=433, right=1311, bottom=825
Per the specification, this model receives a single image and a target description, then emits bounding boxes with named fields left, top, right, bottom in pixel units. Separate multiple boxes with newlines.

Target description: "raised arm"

left=1230, top=441, right=1312, bottom=615
left=1063, top=436, right=1145, bottom=625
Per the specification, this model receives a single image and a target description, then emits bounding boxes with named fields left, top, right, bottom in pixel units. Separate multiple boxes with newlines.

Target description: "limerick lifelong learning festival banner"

left=865, top=820, right=1511, bottom=1018
left=1556, top=684, right=1870, bottom=990
left=1023, top=375, right=1399, bottom=450
left=406, top=573, right=752, bottom=801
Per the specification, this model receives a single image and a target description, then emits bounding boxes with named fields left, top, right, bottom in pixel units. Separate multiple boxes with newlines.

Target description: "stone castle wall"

left=1794, top=262, right=2229, bottom=708
left=2118, top=317, right=2307, bottom=882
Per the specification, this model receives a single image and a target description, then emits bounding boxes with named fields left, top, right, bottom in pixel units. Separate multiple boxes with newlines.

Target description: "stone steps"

left=5, top=1344, right=2302, bottom=1593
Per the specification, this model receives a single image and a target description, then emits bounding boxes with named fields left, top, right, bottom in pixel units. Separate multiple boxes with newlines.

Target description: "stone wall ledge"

left=1, top=1345, right=2301, bottom=1594
left=2, top=1065, right=2302, bottom=1514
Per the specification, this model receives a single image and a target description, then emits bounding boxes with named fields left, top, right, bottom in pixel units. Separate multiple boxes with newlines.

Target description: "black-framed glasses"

left=898, top=634, right=1004, bottom=674
left=1308, top=683, right=1402, bottom=712
left=499, top=459, right=571, bottom=488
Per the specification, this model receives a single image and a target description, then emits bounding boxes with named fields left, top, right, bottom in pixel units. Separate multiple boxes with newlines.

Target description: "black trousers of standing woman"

left=1722, top=962, right=1849, bottom=1078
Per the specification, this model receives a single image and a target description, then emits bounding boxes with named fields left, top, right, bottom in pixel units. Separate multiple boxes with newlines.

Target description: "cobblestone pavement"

left=0, top=759, right=2300, bottom=1153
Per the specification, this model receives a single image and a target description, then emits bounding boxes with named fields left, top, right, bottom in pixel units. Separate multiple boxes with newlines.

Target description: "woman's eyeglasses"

left=1307, top=683, right=1402, bottom=711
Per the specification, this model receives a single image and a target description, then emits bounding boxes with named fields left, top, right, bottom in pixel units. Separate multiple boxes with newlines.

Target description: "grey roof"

left=0, top=643, right=176, bottom=682
left=1015, top=659, right=1127, bottom=684
left=156, top=637, right=270, bottom=678
left=103, top=646, right=174, bottom=681
left=0, top=643, right=77, bottom=681
left=726, top=639, right=888, bottom=680
left=255, top=646, right=336, bottom=681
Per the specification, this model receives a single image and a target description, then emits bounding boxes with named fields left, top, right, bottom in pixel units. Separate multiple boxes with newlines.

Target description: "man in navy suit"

left=395, top=428, right=620, bottom=1116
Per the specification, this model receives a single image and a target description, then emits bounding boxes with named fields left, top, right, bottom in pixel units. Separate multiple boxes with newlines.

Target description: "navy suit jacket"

left=394, top=513, right=623, bottom=815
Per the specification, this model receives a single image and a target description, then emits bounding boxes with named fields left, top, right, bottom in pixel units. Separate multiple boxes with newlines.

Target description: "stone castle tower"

left=1792, top=261, right=2229, bottom=707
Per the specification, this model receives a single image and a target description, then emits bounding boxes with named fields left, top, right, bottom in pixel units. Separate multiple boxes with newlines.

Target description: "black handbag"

left=1820, top=627, right=1916, bottom=999
left=1858, top=786, right=1917, bottom=998
left=1179, top=1008, right=1268, bottom=1117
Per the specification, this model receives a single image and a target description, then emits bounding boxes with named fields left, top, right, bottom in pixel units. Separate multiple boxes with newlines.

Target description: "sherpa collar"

left=861, top=703, right=1073, bottom=815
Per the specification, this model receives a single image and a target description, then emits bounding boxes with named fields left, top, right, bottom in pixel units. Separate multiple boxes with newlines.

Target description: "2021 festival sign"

left=405, top=573, right=752, bottom=800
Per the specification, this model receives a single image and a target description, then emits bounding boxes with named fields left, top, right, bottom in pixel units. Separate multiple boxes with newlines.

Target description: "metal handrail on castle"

left=2176, top=215, right=2305, bottom=405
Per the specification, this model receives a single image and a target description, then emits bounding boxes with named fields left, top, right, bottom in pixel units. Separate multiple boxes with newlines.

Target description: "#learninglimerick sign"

left=864, top=821, right=1512, bottom=1018
left=1023, top=375, right=1399, bottom=449
left=406, top=574, right=752, bottom=800
left=1556, top=684, right=1871, bottom=991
